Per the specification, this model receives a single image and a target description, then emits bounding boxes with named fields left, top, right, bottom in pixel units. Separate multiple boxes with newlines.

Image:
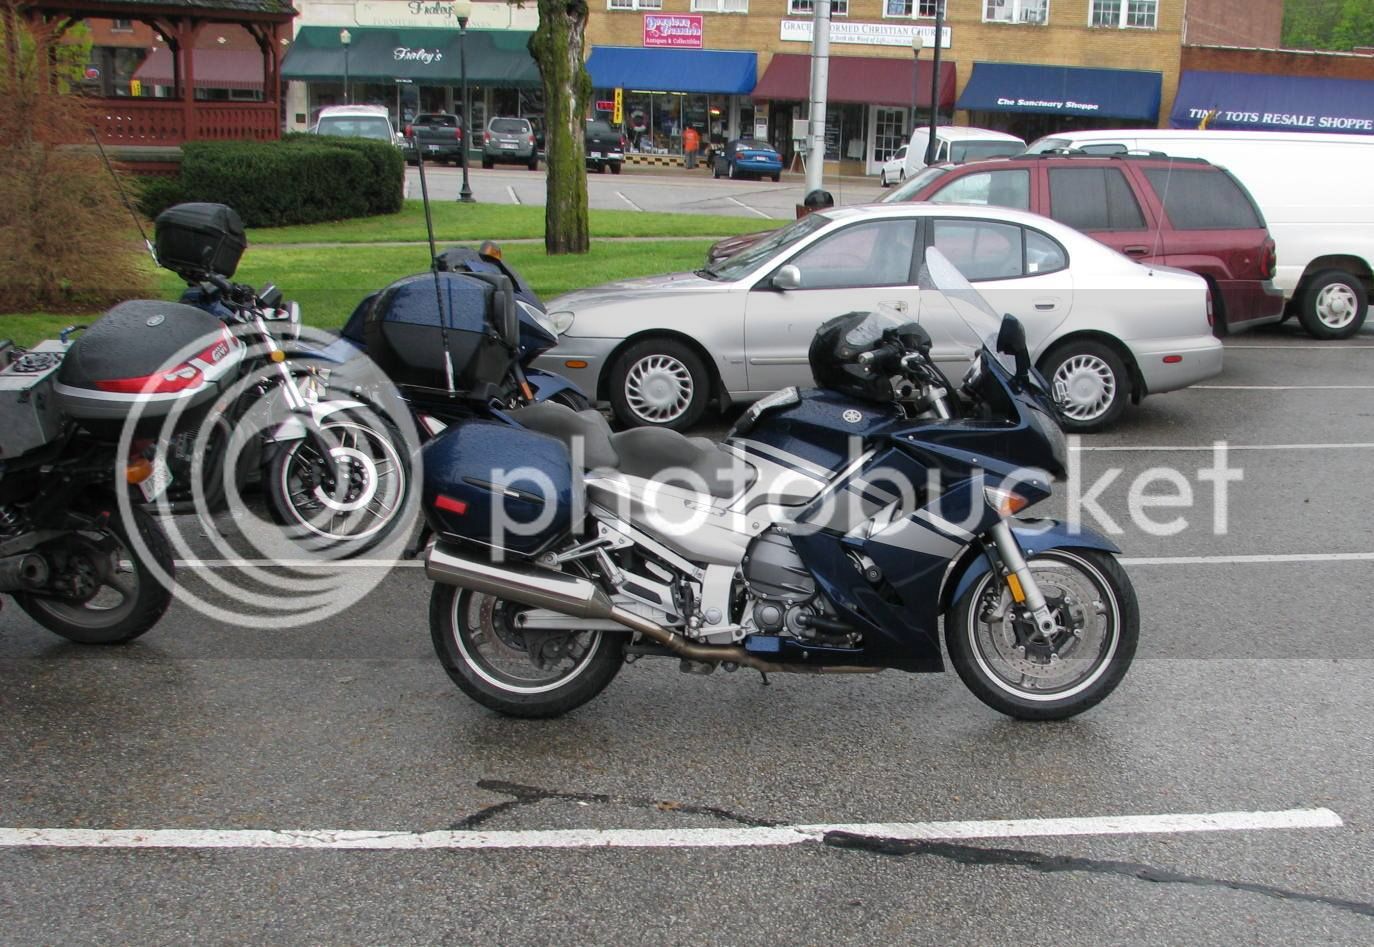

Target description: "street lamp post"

left=339, top=29, right=351, bottom=105
left=924, top=1, right=945, bottom=166
left=910, top=31, right=927, bottom=138
left=453, top=0, right=476, bottom=204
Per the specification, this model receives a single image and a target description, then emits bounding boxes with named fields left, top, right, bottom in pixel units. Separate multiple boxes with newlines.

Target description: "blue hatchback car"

left=712, top=138, right=783, bottom=182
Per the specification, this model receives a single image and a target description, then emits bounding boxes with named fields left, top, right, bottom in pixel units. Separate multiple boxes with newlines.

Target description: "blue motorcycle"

left=419, top=248, right=1139, bottom=719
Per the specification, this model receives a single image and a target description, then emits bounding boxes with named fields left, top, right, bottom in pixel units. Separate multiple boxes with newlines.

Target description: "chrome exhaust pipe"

left=0, top=553, right=48, bottom=593
left=425, top=543, right=882, bottom=675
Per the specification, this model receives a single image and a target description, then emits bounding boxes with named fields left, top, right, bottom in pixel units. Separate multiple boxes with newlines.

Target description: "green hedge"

left=138, top=136, right=405, bottom=227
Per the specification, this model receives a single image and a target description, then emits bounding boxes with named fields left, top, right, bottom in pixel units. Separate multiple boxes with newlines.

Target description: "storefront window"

left=822, top=103, right=866, bottom=161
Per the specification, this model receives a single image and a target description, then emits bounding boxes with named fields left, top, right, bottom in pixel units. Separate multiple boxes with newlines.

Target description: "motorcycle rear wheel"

left=430, top=584, right=624, bottom=718
left=14, top=504, right=174, bottom=645
left=945, top=548, right=1138, bottom=720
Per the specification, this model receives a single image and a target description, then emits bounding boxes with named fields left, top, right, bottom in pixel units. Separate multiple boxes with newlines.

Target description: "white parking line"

left=727, top=196, right=772, bottom=219
left=0, top=808, right=1340, bottom=851
left=1193, top=385, right=1374, bottom=390
left=1224, top=344, right=1374, bottom=349
left=1121, top=552, right=1374, bottom=566
left=506, top=185, right=521, bottom=205
left=616, top=191, right=643, bottom=212
left=1076, top=442, right=1374, bottom=452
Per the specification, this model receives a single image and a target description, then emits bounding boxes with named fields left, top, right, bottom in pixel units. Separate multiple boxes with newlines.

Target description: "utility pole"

left=805, top=0, right=831, bottom=195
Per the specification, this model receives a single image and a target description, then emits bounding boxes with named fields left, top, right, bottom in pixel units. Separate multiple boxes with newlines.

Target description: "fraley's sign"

left=394, top=47, right=444, bottom=65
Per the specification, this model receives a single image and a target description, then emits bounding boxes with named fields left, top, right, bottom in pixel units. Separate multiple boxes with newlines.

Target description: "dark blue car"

left=712, top=138, right=782, bottom=182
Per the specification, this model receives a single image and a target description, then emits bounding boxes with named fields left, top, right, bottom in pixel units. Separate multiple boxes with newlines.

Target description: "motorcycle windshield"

left=916, top=247, right=1012, bottom=370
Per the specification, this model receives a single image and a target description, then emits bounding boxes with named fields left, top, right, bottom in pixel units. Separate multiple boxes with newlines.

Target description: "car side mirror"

left=996, top=314, right=1031, bottom=381
left=772, top=265, right=802, bottom=291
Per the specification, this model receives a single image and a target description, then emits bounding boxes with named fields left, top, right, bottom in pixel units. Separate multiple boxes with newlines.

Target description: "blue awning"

left=586, top=47, right=756, bottom=95
left=957, top=62, right=1162, bottom=121
left=1171, top=70, right=1374, bottom=133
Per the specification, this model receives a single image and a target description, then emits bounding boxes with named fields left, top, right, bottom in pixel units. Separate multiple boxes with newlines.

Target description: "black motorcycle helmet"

left=808, top=310, right=930, bottom=403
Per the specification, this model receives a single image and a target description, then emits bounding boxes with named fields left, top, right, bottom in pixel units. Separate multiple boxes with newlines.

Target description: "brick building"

left=1183, top=0, right=1284, bottom=48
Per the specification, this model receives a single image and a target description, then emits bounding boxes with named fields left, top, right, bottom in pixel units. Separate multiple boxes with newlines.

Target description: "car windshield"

left=950, top=141, right=1023, bottom=163
left=417, top=114, right=458, bottom=127
left=737, top=140, right=775, bottom=154
left=700, top=213, right=830, bottom=281
left=316, top=117, right=392, bottom=141
left=490, top=119, right=528, bottom=133
left=881, top=166, right=949, bottom=203
left=1023, top=136, right=1071, bottom=155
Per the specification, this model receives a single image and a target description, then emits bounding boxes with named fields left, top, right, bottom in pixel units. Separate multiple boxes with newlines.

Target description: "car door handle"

left=1123, top=245, right=1150, bottom=256
left=881, top=300, right=909, bottom=314
left=1033, top=298, right=1059, bottom=311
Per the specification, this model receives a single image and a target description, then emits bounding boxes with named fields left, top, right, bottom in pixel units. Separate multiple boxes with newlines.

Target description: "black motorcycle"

left=0, top=334, right=175, bottom=644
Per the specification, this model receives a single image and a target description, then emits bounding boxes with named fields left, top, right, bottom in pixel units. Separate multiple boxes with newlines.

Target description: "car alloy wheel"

left=1052, top=353, right=1118, bottom=423
left=624, top=354, right=695, bottom=425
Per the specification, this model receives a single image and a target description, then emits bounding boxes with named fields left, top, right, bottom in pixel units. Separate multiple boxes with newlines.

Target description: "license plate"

left=139, top=456, right=173, bottom=503
left=502, top=142, right=518, bottom=149
left=428, top=145, right=440, bottom=152
left=590, top=151, right=602, bottom=158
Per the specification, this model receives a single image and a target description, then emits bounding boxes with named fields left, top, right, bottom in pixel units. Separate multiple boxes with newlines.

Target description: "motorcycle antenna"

left=89, top=130, right=157, bottom=263
left=411, top=132, right=458, bottom=394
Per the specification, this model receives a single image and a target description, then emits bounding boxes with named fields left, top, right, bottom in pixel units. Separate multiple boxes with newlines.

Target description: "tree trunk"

left=530, top=1, right=590, bottom=255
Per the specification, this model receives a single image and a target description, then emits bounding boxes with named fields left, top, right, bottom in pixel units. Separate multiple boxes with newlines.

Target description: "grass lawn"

left=0, top=239, right=715, bottom=347
left=249, top=202, right=770, bottom=245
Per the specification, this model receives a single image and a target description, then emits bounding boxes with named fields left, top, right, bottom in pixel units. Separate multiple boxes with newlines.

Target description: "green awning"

left=282, top=26, right=540, bottom=87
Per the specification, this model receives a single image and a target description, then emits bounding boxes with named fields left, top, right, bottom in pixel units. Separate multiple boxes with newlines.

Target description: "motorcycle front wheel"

left=945, top=548, right=1138, bottom=721
left=14, top=503, right=174, bottom=645
left=266, top=414, right=411, bottom=556
left=430, top=584, right=624, bottom=718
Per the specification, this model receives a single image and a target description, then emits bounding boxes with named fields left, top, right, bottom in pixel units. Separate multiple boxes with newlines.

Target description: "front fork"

left=988, top=520, right=1058, bottom=639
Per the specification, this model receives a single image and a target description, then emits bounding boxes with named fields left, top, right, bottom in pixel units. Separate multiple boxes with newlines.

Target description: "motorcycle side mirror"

left=772, top=265, right=802, bottom=291
left=468, top=271, right=519, bottom=349
left=258, top=283, right=283, bottom=309
left=996, top=314, right=1031, bottom=381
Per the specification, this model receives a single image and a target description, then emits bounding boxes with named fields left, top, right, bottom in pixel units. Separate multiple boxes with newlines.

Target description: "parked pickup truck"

left=585, top=119, right=625, bottom=175
left=402, top=113, right=465, bottom=165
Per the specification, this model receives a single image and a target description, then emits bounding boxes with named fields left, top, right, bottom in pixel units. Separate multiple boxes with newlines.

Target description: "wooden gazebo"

left=20, top=0, right=296, bottom=145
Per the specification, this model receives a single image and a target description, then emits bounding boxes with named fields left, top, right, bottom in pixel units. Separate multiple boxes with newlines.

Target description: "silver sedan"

left=535, top=203, right=1223, bottom=432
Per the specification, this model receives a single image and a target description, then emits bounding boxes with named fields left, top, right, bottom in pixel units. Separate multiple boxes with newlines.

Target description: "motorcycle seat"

left=609, top=427, right=754, bottom=499
left=508, top=401, right=753, bottom=499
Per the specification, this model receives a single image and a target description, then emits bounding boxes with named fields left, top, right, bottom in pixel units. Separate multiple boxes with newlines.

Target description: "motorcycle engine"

left=742, top=528, right=821, bottom=637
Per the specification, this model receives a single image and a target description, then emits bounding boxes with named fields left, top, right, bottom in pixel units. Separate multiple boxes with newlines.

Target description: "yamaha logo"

left=146, top=314, right=165, bottom=327
left=842, top=409, right=863, bottom=424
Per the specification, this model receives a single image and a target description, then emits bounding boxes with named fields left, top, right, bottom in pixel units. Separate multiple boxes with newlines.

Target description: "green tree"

left=529, top=1, right=591, bottom=255
left=1282, top=0, right=1342, bottom=48
left=1332, top=0, right=1374, bottom=49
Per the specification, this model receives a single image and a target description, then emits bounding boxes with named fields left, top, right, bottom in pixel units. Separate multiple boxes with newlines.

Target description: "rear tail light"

left=403, top=124, right=413, bottom=138
left=1262, top=239, right=1277, bottom=280
left=528, top=133, right=535, bottom=145
left=484, top=131, right=492, bottom=144
left=619, top=136, right=627, bottom=150
left=94, top=328, right=232, bottom=395
left=1205, top=287, right=1215, bottom=328
left=455, top=127, right=464, bottom=142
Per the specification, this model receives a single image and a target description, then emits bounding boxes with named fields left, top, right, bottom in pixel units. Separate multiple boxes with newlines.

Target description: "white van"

left=1025, top=129, right=1374, bottom=338
left=902, top=126, right=1025, bottom=180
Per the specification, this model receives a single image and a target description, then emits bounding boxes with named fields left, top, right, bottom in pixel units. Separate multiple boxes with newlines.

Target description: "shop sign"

left=394, top=47, right=445, bottom=65
left=779, top=20, right=951, bottom=48
left=1181, top=106, right=1374, bottom=132
left=354, top=2, right=539, bottom=31
left=643, top=14, right=703, bottom=49
left=998, top=96, right=1099, bottom=112
left=595, top=99, right=616, bottom=112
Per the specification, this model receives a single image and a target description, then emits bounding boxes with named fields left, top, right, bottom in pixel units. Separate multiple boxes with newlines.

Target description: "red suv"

left=883, top=154, right=1284, bottom=335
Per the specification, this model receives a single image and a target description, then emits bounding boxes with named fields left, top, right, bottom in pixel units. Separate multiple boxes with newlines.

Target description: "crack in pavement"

left=823, top=831, right=1374, bottom=921
left=451, top=779, right=781, bottom=831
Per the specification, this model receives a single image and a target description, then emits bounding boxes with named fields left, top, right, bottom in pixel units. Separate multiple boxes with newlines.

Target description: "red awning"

left=134, top=48, right=265, bottom=91
left=752, top=53, right=955, bottom=109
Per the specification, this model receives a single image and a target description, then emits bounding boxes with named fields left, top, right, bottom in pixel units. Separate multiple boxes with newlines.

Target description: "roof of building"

left=22, top=0, right=296, bottom=15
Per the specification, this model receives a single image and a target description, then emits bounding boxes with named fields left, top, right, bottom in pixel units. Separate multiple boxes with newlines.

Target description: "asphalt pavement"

left=406, top=163, right=886, bottom=220
left=4, top=321, right=1374, bottom=944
